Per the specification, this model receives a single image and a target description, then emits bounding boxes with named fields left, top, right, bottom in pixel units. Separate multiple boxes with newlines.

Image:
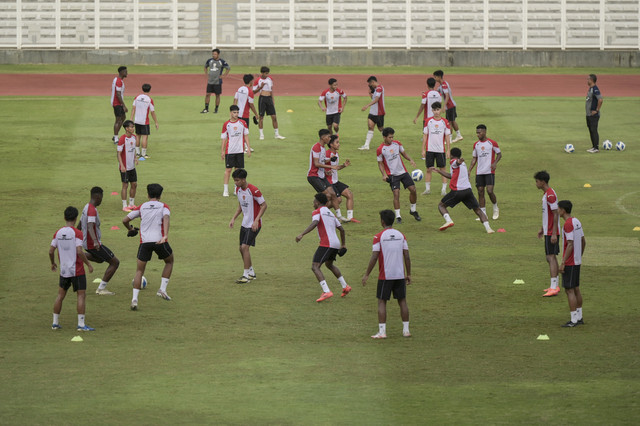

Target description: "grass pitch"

left=0, top=75, right=639, bottom=424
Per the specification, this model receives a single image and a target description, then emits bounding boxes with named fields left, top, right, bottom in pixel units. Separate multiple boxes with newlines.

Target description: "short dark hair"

left=64, top=206, right=78, bottom=221
left=315, top=192, right=328, bottom=205
left=328, top=134, right=339, bottom=147
left=90, top=186, right=103, bottom=196
left=142, top=83, right=151, bottom=92
left=147, top=183, right=164, bottom=199
left=558, top=200, right=573, bottom=214
left=328, top=78, right=337, bottom=85
left=123, top=119, right=134, bottom=128
left=433, top=70, right=444, bottom=78
left=431, top=101, right=442, bottom=109
left=427, top=77, right=436, bottom=88
left=382, top=127, right=395, bottom=137
left=212, top=48, right=220, bottom=54
left=232, top=168, right=247, bottom=179
left=230, top=105, right=239, bottom=111
left=534, top=170, right=550, bottom=183
left=243, top=74, right=254, bottom=84
left=450, top=147, right=462, bottom=158
left=318, top=128, right=331, bottom=138
left=367, top=76, right=377, bottom=83
left=260, top=66, right=270, bottom=73
left=380, top=209, right=395, bottom=226
left=589, top=73, right=597, bottom=83
left=476, top=124, right=487, bottom=130
left=118, top=66, right=127, bottom=73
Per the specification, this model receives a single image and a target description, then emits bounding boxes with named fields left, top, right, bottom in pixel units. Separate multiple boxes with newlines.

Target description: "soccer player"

left=318, top=78, right=347, bottom=135
left=49, top=206, right=95, bottom=331
left=229, top=168, right=267, bottom=284
left=234, top=74, right=259, bottom=129
left=295, top=193, right=351, bottom=303
left=558, top=200, right=586, bottom=327
left=376, top=127, right=421, bottom=224
left=254, top=66, right=286, bottom=140
left=421, top=102, right=451, bottom=196
left=469, top=124, right=502, bottom=220
left=307, top=129, right=339, bottom=215
left=201, top=48, right=230, bottom=114
left=433, top=70, right=462, bottom=143
left=362, top=209, right=412, bottom=339
left=79, top=187, right=120, bottom=296
left=534, top=170, right=561, bottom=297
left=359, top=76, right=385, bottom=150
left=111, top=65, right=128, bottom=143
left=430, top=147, right=495, bottom=234
left=326, top=134, right=356, bottom=222
left=122, top=183, right=174, bottom=310
left=117, top=120, right=138, bottom=212
left=585, top=74, right=603, bottom=153
left=413, top=77, right=441, bottom=126
left=221, top=105, right=251, bottom=197
left=131, top=83, right=159, bottom=160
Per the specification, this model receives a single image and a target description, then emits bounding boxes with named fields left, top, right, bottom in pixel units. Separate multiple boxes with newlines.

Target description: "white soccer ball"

left=602, top=140, right=612, bottom=150
left=564, top=144, right=575, bottom=153
left=411, top=169, right=424, bottom=182
left=616, top=141, right=626, bottom=151
left=132, top=276, right=147, bottom=289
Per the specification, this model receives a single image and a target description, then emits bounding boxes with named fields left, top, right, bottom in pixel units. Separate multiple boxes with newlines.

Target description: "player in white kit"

left=558, top=200, right=586, bottom=327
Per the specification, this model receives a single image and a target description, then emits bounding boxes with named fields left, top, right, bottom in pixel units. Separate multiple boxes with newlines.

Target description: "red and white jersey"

left=372, top=228, right=409, bottom=280
left=51, top=226, right=85, bottom=278
left=221, top=119, right=249, bottom=155
left=127, top=200, right=170, bottom=243
left=132, top=93, right=155, bottom=125
left=255, top=76, right=274, bottom=93
left=307, top=142, right=327, bottom=178
left=437, top=80, right=456, bottom=109
left=80, top=203, right=101, bottom=250
left=117, top=134, right=137, bottom=171
left=325, top=149, right=339, bottom=184
left=423, top=117, right=451, bottom=153
left=312, top=206, right=341, bottom=249
left=542, top=188, right=560, bottom=236
left=377, top=141, right=407, bottom=177
left=563, top=217, right=584, bottom=266
left=472, top=139, right=501, bottom=175
left=111, top=76, right=125, bottom=106
left=319, top=88, right=347, bottom=115
left=235, top=85, right=255, bottom=119
left=421, top=89, right=442, bottom=120
left=369, top=85, right=386, bottom=116
left=235, top=184, right=265, bottom=229
left=449, top=158, right=471, bottom=191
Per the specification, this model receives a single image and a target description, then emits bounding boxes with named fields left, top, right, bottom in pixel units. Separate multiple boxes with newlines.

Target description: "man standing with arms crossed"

left=585, top=74, right=603, bottom=153
left=201, top=48, right=230, bottom=114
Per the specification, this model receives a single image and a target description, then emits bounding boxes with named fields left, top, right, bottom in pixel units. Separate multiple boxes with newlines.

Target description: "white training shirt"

left=372, top=228, right=408, bottom=280
left=127, top=200, right=170, bottom=243
left=234, top=86, right=254, bottom=119
left=221, top=119, right=249, bottom=155
left=313, top=206, right=341, bottom=249
left=51, top=226, right=85, bottom=278
left=80, top=203, right=101, bottom=250
left=423, top=117, right=451, bottom=153
left=377, top=141, right=407, bottom=177
left=319, top=88, right=347, bottom=115
left=255, top=76, right=274, bottom=93
left=235, top=184, right=265, bottom=229
left=472, top=139, right=501, bottom=175
left=422, top=89, right=442, bottom=120
left=132, top=93, right=155, bottom=125
left=117, top=134, right=137, bottom=171
left=449, top=158, right=472, bottom=191
left=563, top=217, right=584, bottom=266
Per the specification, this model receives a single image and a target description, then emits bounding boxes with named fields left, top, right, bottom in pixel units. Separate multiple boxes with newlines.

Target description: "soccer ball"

left=616, top=141, right=626, bottom=151
left=564, top=144, right=575, bottom=153
left=132, top=276, right=147, bottom=289
left=411, top=169, right=424, bottom=182
left=602, top=140, right=612, bottom=150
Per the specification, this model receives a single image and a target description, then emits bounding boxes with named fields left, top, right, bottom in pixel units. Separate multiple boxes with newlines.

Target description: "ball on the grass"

left=603, top=140, right=612, bottom=150
left=616, top=141, right=626, bottom=151
left=132, top=276, right=147, bottom=289
left=411, top=169, right=424, bottom=182
left=564, top=144, right=575, bottom=153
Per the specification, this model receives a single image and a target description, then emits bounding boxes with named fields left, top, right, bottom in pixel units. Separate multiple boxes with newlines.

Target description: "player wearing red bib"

left=534, top=171, right=561, bottom=297
left=421, top=102, right=451, bottom=196
left=229, top=169, right=267, bottom=284
left=117, top=120, right=138, bottom=212
left=359, top=76, right=385, bottom=150
left=296, top=193, right=350, bottom=303
left=131, top=83, right=158, bottom=160
left=558, top=200, right=586, bottom=327
left=49, top=206, right=95, bottom=331
left=413, top=77, right=442, bottom=126
left=318, top=78, right=348, bottom=135
left=111, top=66, right=128, bottom=144
left=469, top=124, right=502, bottom=221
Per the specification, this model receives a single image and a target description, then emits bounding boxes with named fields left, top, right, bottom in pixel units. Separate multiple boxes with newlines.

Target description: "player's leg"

left=311, top=261, right=326, bottom=282
left=131, top=256, right=148, bottom=310
left=398, top=298, right=411, bottom=337
left=486, top=183, right=499, bottom=219
left=204, top=92, right=211, bottom=112
left=121, top=180, right=129, bottom=211
left=439, top=167, right=448, bottom=194
left=312, top=248, right=334, bottom=301
left=574, top=285, right=583, bottom=323
left=438, top=199, right=455, bottom=230
left=53, top=285, right=68, bottom=326
left=103, top=255, right=120, bottom=283
left=477, top=185, right=486, bottom=209
left=129, top=181, right=137, bottom=208
left=359, top=118, right=376, bottom=150
left=342, top=188, right=355, bottom=220
left=372, top=298, right=388, bottom=338
left=407, top=184, right=421, bottom=221
left=473, top=206, right=489, bottom=222
left=90, top=246, right=119, bottom=295
left=214, top=93, right=221, bottom=112
left=546, top=254, right=559, bottom=289
left=74, top=276, right=93, bottom=330
left=135, top=133, right=141, bottom=156
left=423, top=154, right=433, bottom=194
left=333, top=122, right=339, bottom=134
left=140, top=134, right=149, bottom=158
left=392, top=188, right=401, bottom=210
left=223, top=167, right=232, bottom=196
left=563, top=287, right=579, bottom=326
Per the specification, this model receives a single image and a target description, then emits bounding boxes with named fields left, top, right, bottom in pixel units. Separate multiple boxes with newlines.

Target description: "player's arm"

left=442, top=91, right=450, bottom=110
left=469, top=155, right=477, bottom=172
left=581, top=235, right=586, bottom=256
left=295, top=220, right=318, bottom=242
left=413, top=104, right=424, bottom=124
left=223, top=62, right=230, bottom=77
left=252, top=201, right=267, bottom=231
left=76, top=246, right=93, bottom=274
left=401, top=150, right=417, bottom=168
left=116, top=90, right=127, bottom=113
left=313, top=155, right=333, bottom=170
left=49, top=246, right=57, bottom=272
left=422, top=132, right=428, bottom=158
left=318, top=98, right=326, bottom=111
left=158, top=215, right=169, bottom=244
left=87, top=221, right=100, bottom=248
left=378, top=160, right=389, bottom=182
left=403, top=249, right=411, bottom=285
left=491, top=151, right=502, bottom=171
left=361, top=251, right=379, bottom=286
left=361, top=94, right=380, bottom=111
left=250, top=102, right=258, bottom=117
left=117, top=146, right=126, bottom=172
left=151, top=111, right=159, bottom=130
left=445, top=133, right=451, bottom=158
left=340, top=95, right=347, bottom=112
left=559, top=239, right=573, bottom=273
left=221, top=136, right=227, bottom=161
left=550, top=209, right=559, bottom=244
left=229, top=204, right=242, bottom=228
left=430, top=167, right=452, bottom=179
left=130, top=104, right=136, bottom=121
left=337, top=224, right=346, bottom=248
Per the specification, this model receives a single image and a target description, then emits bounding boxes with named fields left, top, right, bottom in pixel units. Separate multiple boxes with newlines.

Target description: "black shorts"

left=137, top=242, right=173, bottom=262
left=225, top=153, right=245, bottom=169
left=207, top=83, right=222, bottom=95
left=59, top=275, right=87, bottom=292
left=120, top=169, right=137, bottom=183
left=326, top=113, right=341, bottom=126
left=333, top=181, right=349, bottom=197
left=239, top=226, right=260, bottom=247
left=445, top=107, right=457, bottom=122
left=312, top=246, right=339, bottom=264
left=426, top=152, right=446, bottom=168
left=388, top=173, right=414, bottom=191
left=376, top=279, right=406, bottom=301
left=308, top=176, right=330, bottom=192
left=135, top=124, right=150, bottom=136
left=240, top=117, right=250, bottom=128
left=259, top=96, right=276, bottom=116
left=544, top=235, right=560, bottom=256
left=368, top=114, right=385, bottom=129
left=441, top=188, right=479, bottom=210
left=475, top=174, right=495, bottom=187
left=85, top=245, right=115, bottom=264
left=562, top=265, right=581, bottom=289
left=113, top=105, right=126, bottom=118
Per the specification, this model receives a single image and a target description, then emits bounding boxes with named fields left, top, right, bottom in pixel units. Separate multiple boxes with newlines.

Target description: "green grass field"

left=1, top=68, right=639, bottom=424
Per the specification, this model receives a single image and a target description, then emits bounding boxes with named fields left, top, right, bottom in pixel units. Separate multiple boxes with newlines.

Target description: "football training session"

left=1, top=1, right=640, bottom=424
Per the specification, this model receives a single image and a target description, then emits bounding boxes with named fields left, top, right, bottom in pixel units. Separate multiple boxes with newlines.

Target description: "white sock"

left=129, top=198, right=135, bottom=206
left=114, top=135, right=118, bottom=140
left=338, top=276, right=348, bottom=289
left=274, top=128, right=280, bottom=136
left=442, top=183, right=448, bottom=191
left=223, top=184, right=229, bottom=193
left=53, top=313, right=59, bottom=324
left=136, top=146, right=141, bottom=155
left=410, top=203, right=416, bottom=213
left=335, top=208, right=342, bottom=218
left=443, top=213, right=452, bottom=222
left=132, top=288, right=140, bottom=301
left=550, top=277, right=558, bottom=290
left=249, top=266, right=255, bottom=275
left=142, top=148, right=147, bottom=156
left=347, top=210, right=353, bottom=220
left=319, top=280, right=330, bottom=293
left=481, top=207, right=487, bottom=216
left=457, top=130, right=462, bottom=138
left=402, top=321, right=410, bottom=333
left=78, top=314, right=85, bottom=327
left=122, top=200, right=127, bottom=208
left=364, top=130, right=374, bottom=147
left=160, top=277, right=169, bottom=292
left=493, top=203, right=498, bottom=210
left=483, top=221, right=492, bottom=231
left=98, top=280, right=108, bottom=290
left=425, top=182, right=431, bottom=190
left=243, top=269, right=250, bottom=278
left=394, top=209, right=401, bottom=218
left=576, top=307, right=582, bottom=320
left=570, top=310, right=578, bottom=323
left=259, top=129, right=265, bottom=137
left=379, top=323, right=386, bottom=335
